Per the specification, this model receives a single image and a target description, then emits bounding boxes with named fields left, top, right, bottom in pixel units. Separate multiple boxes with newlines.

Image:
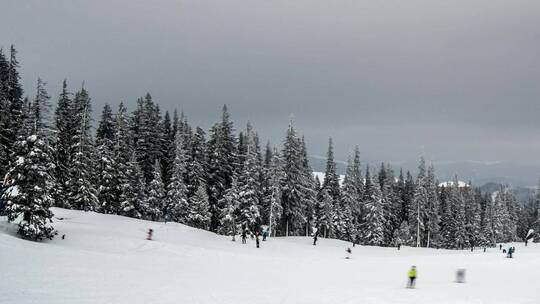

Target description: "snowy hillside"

left=1, top=209, right=538, bottom=304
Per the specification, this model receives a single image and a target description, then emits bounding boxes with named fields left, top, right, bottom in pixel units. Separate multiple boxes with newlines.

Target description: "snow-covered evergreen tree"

left=31, top=77, right=53, bottom=137
left=96, top=104, right=118, bottom=214
left=280, top=119, right=311, bottom=236
left=440, top=176, right=467, bottom=249
left=410, top=156, right=428, bottom=247
left=393, top=221, right=412, bottom=246
left=160, top=110, right=174, bottom=189
left=379, top=164, right=401, bottom=245
left=206, top=105, right=237, bottom=232
left=146, top=161, right=165, bottom=221
left=425, top=164, right=440, bottom=247
left=219, top=177, right=240, bottom=237
left=2, top=134, right=56, bottom=240
left=132, top=93, right=163, bottom=183
left=315, top=188, right=334, bottom=238
left=0, top=46, right=24, bottom=179
left=187, top=126, right=207, bottom=198
left=299, top=136, right=317, bottom=236
left=119, top=153, right=147, bottom=219
left=265, top=148, right=284, bottom=236
left=67, top=87, right=98, bottom=211
left=234, top=124, right=261, bottom=230
left=362, top=172, right=385, bottom=246
left=338, top=153, right=361, bottom=241
left=188, top=183, right=212, bottom=229
left=165, top=131, right=189, bottom=223
left=53, top=80, right=76, bottom=208
left=114, top=102, right=135, bottom=214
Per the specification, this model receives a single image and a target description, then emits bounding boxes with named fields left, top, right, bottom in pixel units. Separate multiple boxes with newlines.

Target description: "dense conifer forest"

left=1, top=46, right=538, bottom=246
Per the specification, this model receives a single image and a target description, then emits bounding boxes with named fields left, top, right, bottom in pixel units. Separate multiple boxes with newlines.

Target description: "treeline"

left=0, top=46, right=538, bottom=246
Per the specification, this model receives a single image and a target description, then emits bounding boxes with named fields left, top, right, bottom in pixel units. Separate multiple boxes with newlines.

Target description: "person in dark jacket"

left=241, top=229, right=247, bottom=244
left=255, top=231, right=260, bottom=248
left=313, top=231, right=318, bottom=246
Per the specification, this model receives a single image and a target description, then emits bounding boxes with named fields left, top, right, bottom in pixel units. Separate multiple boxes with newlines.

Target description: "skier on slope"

left=256, top=231, right=260, bottom=248
left=147, top=228, right=153, bottom=241
left=345, top=247, right=352, bottom=259
left=313, top=228, right=319, bottom=246
left=407, top=266, right=417, bottom=288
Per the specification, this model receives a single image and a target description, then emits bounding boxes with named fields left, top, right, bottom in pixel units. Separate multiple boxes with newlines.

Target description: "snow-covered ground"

left=1, top=208, right=538, bottom=304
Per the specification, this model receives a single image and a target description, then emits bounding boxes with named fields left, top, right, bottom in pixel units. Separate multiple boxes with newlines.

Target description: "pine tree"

left=410, top=156, right=428, bottom=247
left=53, top=80, right=76, bottom=208
left=425, top=164, right=440, bottom=247
left=188, top=183, right=212, bottom=229
left=206, top=105, right=237, bottom=232
left=132, top=93, right=163, bottom=183
left=67, top=87, right=98, bottom=211
left=322, top=137, right=340, bottom=200
left=362, top=173, right=385, bottom=246
left=31, top=78, right=53, bottom=137
left=146, top=161, right=165, bottom=221
left=2, top=134, right=56, bottom=240
left=119, top=153, right=147, bottom=219
left=299, top=136, right=317, bottom=236
left=440, top=176, right=467, bottom=249
left=0, top=50, right=10, bottom=180
left=265, top=148, right=284, bottom=236
left=165, top=131, right=189, bottom=223
left=219, top=177, right=240, bottom=237
left=187, top=126, right=207, bottom=198
left=96, top=104, right=118, bottom=214
left=0, top=46, right=24, bottom=181
left=339, top=153, right=361, bottom=241
left=280, top=119, right=310, bottom=236
left=235, top=123, right=261, bottom=230
left=114, top=102, right=135, bottom=215
left=160, top=111, right=174, bottom=189
left=315, top=188, right=334, bottom=238
left=393, top=221, right=412, bottom=246
left=377, top=164, right=399, bottom=245
left=0, top=46, right=24, bottom=178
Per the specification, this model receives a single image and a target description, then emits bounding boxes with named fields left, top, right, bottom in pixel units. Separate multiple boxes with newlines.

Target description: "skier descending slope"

left=407, top=266, right=417, bottom=288
left=147, top=229, right=153, bottom=240
left=345, top=247, right=352, bottom=259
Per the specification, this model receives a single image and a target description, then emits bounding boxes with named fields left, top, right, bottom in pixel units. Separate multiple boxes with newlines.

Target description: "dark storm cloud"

left=2, top=0, right=540, bottom=170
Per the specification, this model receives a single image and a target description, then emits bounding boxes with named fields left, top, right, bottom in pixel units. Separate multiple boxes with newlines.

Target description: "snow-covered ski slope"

left=1, top=208, right=538, bottom=304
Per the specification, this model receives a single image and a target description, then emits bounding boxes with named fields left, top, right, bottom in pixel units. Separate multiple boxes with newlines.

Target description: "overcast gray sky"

left=2, top=0, right=540, bottom=169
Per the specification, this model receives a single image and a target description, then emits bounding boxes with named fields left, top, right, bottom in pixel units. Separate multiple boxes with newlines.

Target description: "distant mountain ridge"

left=308, top=156, right=538, bottom=203
left=308, top=156, right=539, bottom=188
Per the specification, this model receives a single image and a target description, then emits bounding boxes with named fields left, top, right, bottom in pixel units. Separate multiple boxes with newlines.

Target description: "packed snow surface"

left=1, top=208, right=538, bottom=304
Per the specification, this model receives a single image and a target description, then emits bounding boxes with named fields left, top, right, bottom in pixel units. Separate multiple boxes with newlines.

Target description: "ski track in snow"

left=1, top=208, right=538, bottom=304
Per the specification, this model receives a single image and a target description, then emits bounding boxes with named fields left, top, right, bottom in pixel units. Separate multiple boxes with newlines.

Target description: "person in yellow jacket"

left=407, top=266, right=417, bottom=288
